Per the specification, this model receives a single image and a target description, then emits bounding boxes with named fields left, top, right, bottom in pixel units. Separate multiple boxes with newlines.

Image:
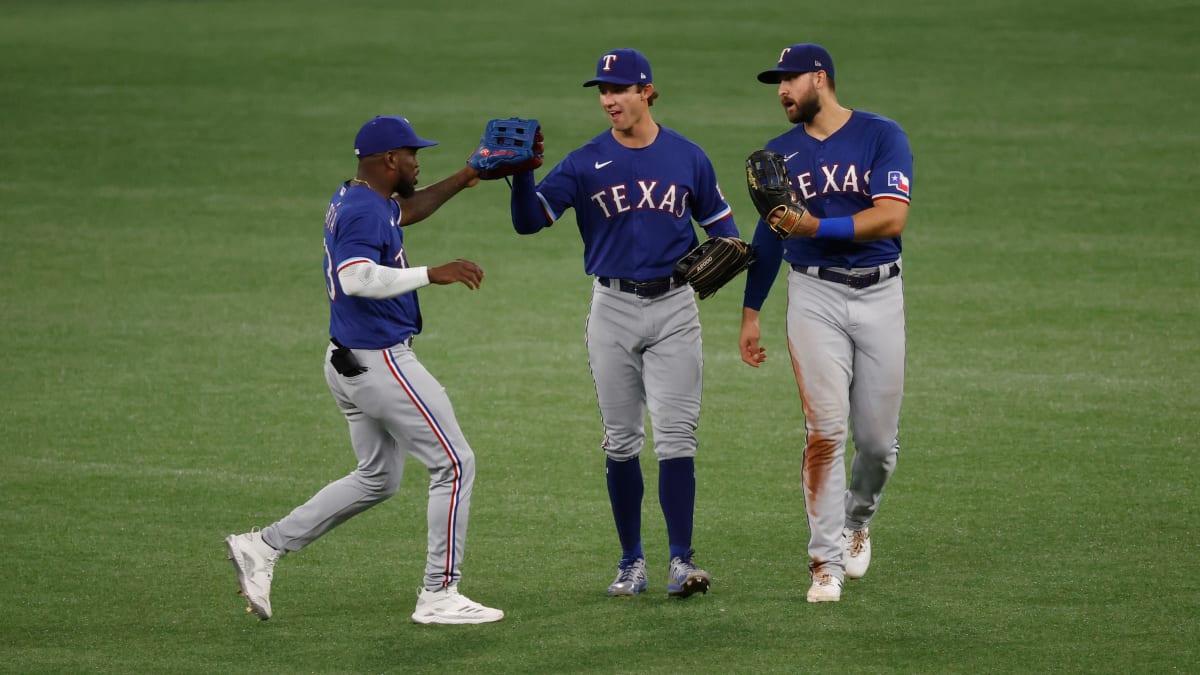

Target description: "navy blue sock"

left=659, top=457, right=696, bottom=561
left=606, top=456, right=644, bottom=561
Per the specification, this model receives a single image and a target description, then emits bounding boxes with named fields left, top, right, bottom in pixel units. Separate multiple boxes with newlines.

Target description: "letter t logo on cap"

left=602, top=54, right=619, bottom=71
left=778, top=47, right=791, bottom=64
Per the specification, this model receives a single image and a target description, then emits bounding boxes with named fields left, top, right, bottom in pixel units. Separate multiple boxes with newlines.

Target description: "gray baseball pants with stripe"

left=260, top=342, right=474, bottom=591
left=785, top=265, right=904, bottom=580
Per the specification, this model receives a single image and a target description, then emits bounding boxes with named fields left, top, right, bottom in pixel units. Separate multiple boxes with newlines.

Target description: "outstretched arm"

left=510, top=170, right=551, bottom=234
left=338, top=257, right=484, bottom=298
left=396, top=166, right=481, bottom=226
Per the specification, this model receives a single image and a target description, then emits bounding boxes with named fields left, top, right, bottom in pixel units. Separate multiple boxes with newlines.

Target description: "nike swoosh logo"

left=594, top=160, right=613, bottom=169
left=784, top=152, right=799, bottom=161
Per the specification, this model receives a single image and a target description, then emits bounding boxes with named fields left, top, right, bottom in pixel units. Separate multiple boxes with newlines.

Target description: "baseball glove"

left=746, top=149, right=807, bottom=238
left=674, top=237, right=755, bottom=300
left=468, top=117, right=544, bottom=179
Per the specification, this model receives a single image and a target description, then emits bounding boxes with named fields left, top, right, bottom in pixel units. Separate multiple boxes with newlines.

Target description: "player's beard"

left=393, top=179, right=416, bottom=199
left=787, top=92, right=821, bottom=126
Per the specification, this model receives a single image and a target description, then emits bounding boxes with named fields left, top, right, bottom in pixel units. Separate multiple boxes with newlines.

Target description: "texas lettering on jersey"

left=789, top=163, right=913, bottom=203
left=588, top=180, right=691, bottom=219
left=791, top=163, right=871, bottom=202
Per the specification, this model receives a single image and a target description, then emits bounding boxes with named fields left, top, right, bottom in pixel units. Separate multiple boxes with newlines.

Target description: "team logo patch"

left=887, top=170, right=910, bottom=195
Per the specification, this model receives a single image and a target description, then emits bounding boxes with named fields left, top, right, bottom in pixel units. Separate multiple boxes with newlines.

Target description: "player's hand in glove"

left=468, top=118, right=544, bottom=180
left=673, top=237, right=755, bottom=300
left=746, top=149, right=813, bottom=238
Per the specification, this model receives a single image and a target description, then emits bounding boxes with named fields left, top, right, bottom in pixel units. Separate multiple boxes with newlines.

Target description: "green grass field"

left=2, top=1, right=1197, bottom=672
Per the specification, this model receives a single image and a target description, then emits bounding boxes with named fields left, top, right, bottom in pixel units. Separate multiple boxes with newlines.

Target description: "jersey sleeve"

left=331, top=208, right=384, bottom=267
left=868, top=122, right=914, bottom=204
left=534, top=153, right=580, bottom=224
left=691, top=150, right=734, bottom=229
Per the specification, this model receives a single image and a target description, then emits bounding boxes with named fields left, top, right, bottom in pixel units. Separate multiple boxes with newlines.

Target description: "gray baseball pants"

left=785, top=265, right=904, bottom=579
left=586, top=281, right=702, bottom=461
left=261, top=342, right=474, bottom=591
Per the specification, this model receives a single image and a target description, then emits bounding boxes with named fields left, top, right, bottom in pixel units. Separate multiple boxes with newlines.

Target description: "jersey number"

left=323, top=241, right=337, bottom=301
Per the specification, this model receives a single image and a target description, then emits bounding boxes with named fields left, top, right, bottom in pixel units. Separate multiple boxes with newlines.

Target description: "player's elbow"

left=877, top=218, right=906, bottom=238
left=512, top=219, right=543, bottom=235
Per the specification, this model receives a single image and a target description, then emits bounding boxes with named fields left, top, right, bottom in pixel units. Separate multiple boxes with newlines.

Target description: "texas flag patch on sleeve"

left=887, top=170, right=910, bottom=196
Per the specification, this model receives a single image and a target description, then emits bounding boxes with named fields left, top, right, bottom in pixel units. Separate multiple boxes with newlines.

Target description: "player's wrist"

left=815, top=216, right=855, bottom=240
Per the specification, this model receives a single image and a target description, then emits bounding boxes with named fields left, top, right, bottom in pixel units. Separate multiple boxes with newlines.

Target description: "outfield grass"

left=2, top=1, right=1197, bottom=673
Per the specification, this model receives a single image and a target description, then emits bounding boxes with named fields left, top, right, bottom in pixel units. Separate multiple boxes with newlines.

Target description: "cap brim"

left=757, top=69, right=790, bottom=84
left=411, top=138, right=438, bottom=148
left=583, top=76, right=642, bottom=87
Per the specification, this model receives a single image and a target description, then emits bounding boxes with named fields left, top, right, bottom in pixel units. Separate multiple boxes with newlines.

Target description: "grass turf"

left=1, top=0, right=1197, bottom=672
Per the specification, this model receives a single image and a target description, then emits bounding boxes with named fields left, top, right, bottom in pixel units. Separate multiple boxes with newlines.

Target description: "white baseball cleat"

left=807, top=572, right=843, bottom=603
left=411, top=585, right=504, bottom=625
left=667, top=551, right=711, bottom=598
left=608, top=557, right=648, bottom=596
left=844, top=527, right=872, bottom=579
left=225, top=529, right=281, bottom=620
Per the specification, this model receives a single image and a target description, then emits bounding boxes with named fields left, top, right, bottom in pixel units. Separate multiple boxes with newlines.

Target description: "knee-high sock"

left=606, top=456, right=644, bottom=561
left=659, top=457, right=696, bottom=560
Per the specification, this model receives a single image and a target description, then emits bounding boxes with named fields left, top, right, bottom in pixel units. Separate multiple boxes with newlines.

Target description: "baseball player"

left=224, top=116, right=504, bottom=624
left=505, top=48, right=740, bottom=598
left=740, top=44, right=913, bottom=602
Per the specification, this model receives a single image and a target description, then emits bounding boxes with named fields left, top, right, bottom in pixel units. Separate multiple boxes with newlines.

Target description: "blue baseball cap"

left=757, top=43, right=835, bottom=83
left=354, top=116, right=438, bottom=157
left=583, top=48, right=653, bottom=87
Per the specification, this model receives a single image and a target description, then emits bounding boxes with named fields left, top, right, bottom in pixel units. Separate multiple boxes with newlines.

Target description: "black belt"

left=792, top=262, right=900, bottom=289
left=330, top=336, right=413, bottom=350
left=597, top=276, right=679, bottom=299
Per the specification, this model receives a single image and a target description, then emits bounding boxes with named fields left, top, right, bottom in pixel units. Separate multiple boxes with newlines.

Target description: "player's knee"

left=602, top=428, right=646, bottom=458
left=649, top=422, right=697, bottom=457
left=851, top=433, right=900, bottom=461
left=604, top=445, right=641, bottom=462
left=431, top=447, right=475, bottom=485
left=455, top=450, right=476, bottom=481
left=807, top=419, right=849, bottom=445
left=357, top=470, right=401, bottom=500
left=651, top=441, right=697, bottom=461
left=805, top=432, right=845, bottom=461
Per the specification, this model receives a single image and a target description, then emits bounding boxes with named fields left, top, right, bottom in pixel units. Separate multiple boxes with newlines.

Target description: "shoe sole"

left=225, top=536, right=271, bottom=620
left=411, top=612, right=505, bottom=625
left=667, top=573, right=711, bottom=598
left=608, top=583, right=648, bottom=597
left=806, top=594, right=841, bottom=603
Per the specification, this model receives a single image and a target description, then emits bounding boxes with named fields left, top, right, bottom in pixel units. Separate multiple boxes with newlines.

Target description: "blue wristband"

left=815, top=216, right=855, bottom=240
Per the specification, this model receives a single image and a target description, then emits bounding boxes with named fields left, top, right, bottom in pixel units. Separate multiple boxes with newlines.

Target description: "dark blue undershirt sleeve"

left=510, top=171, right=549, bottom=235
left=742, top=219, right=784, bottom=311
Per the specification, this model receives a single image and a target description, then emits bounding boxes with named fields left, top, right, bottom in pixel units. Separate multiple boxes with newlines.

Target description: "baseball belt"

left=597, top=276, right=682, bottom=299
left=791, top=262, right=901, bottom=289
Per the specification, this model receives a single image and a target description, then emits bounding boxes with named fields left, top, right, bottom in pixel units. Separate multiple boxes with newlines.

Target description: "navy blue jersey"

left=534, top=125, right=734, bottom=280
left=322, top=182, right=421, bottom=349
left=766, top=110, right=912, bottom=268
